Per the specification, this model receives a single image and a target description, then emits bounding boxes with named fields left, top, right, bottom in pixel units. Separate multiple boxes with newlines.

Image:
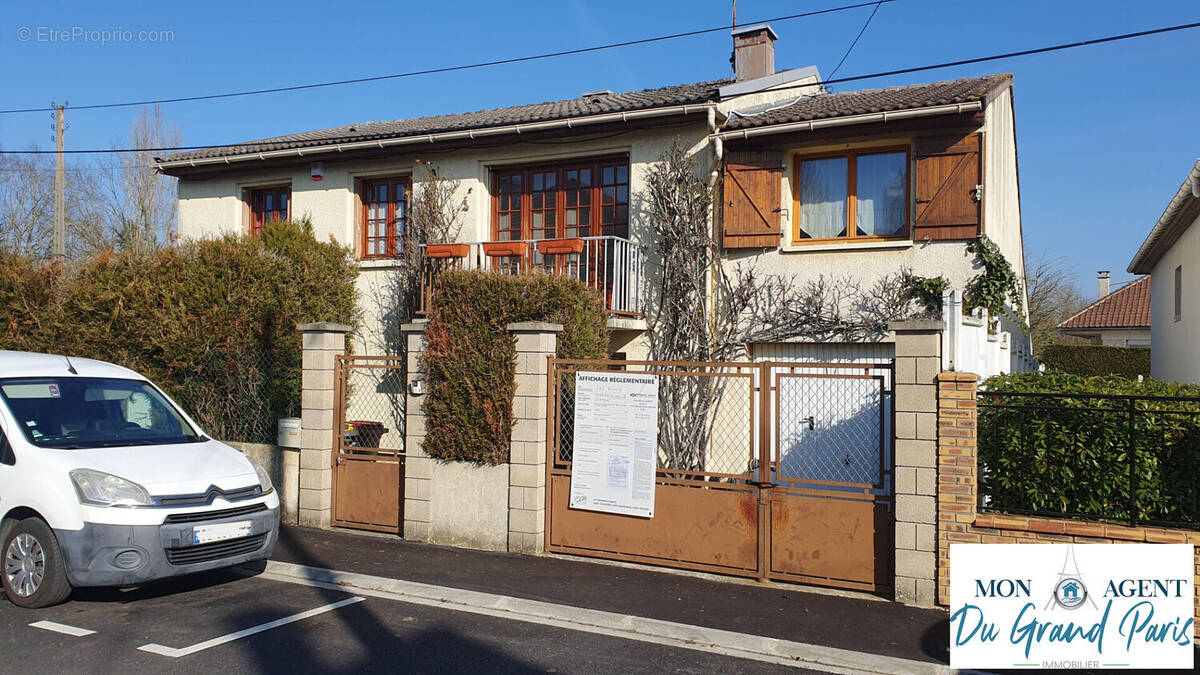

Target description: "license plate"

left=192, top=521, right=252, bottom=545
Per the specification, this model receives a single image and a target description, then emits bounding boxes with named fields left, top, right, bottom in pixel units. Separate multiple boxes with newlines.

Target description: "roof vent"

left=581, top=89, right=612, bottom=99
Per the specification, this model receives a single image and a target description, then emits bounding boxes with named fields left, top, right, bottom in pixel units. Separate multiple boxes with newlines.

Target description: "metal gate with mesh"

left=331, top=355, right=406, bottom=533
left=546, top=358, right=894, bottom=592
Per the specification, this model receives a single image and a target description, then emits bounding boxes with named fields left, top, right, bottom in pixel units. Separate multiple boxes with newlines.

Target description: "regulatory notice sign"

left=568, top=371, right=659, bottom=518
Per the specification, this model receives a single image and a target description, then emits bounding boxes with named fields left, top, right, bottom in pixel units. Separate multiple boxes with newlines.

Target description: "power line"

left=827, top=0, right=884, bottom=80
left=0, top=1, right=894, bottom=116
left=2, top=18, right=1197, bottom=157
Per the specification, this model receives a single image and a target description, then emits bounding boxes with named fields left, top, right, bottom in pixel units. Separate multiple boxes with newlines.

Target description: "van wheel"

left=2, top=518, right=72, bottom=608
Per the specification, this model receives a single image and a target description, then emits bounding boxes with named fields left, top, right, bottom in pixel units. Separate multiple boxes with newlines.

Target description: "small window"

left=1174, top=265, right=1183, bottom=321
left=249, top=186, right=290, bottom=236
left=362, top=177, right=411, bottom=258
left=793, top=147, right=909, bottom=244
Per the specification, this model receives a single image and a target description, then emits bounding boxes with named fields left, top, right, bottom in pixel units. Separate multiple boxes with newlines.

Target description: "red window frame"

left=361, top=176, right=411, bottom=259
left=490, top=155, right=629, bottom=242
left=249, top=186, right=290, bottom=236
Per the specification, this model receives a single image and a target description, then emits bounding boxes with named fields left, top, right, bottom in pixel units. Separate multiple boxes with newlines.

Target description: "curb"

left=251, top=560, right=955, bottom=675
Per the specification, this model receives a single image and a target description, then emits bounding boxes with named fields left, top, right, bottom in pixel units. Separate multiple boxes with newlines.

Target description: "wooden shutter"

left=913, top=132, right=982, bottom=240
left=722, top=150, right=783, bottom=249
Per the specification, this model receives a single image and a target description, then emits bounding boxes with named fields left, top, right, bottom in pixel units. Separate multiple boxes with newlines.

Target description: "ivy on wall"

left=965, top=236, right=1025, bottom=331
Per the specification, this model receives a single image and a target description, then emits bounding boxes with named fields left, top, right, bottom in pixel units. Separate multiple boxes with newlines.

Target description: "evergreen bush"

left=422, top=270, right=607, bottom=464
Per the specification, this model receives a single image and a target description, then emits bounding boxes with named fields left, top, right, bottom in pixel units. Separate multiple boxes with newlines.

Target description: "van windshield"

left=0, top=377, right=201, bottom=449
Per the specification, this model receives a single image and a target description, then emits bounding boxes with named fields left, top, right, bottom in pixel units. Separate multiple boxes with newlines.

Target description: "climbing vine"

left=964, top=236, right=1024, bottom=331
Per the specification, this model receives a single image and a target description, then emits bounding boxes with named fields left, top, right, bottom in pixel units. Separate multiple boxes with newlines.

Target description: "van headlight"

left=253, top=461, right=274, bottom=495
left=70, top=469, right=153, bottom=507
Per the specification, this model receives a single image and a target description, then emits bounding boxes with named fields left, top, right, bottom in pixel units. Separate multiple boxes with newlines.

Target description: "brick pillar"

left=506, top=321, right=561, bottom=554
left=401, top=321, right=432, bottom=543
left=890, top=320, right=944, bottom=607
left=936, top=371, right=980, bottom=606
left=297, top=322, right=352, bottom=529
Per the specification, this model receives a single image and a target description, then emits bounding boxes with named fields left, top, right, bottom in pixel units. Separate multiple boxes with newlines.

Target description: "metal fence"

left=978, top=391, right=1200, bottom=529
left=162, top=348, right=300, bottom=445
left=552, top=360, right=757, bottom=482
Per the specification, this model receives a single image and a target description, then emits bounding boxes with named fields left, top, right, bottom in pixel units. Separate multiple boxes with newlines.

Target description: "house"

left=1057, top=272, right=1151, bottom=347
left=157, top=24, right=1030, bottom=369
left=1128, top=159, right=1200, bottom=384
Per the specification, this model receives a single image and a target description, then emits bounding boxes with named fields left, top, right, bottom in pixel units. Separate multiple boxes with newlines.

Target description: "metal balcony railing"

left=419, top=236, right=646, bottom=317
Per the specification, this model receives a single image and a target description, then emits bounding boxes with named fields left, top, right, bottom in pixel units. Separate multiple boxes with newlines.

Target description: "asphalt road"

left=0, top=570, right=817, bottom=674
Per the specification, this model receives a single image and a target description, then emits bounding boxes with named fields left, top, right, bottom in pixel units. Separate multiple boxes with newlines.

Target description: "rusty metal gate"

left=331, top=355, right=406, bottom=533
left=546, top=359, right=894, bottom=592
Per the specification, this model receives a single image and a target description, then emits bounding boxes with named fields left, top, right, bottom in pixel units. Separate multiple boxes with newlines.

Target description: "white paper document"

left=568, top=371, right=659, bottom=518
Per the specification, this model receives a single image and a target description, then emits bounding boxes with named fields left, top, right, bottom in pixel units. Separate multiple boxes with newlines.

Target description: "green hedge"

left=423, top=270, right=608, bottom=464
left=979, top=372, right=1200, bottom=526
left=0, top=220, right=358, bottom=441
left=1040, top=343, right=1151, bottom=377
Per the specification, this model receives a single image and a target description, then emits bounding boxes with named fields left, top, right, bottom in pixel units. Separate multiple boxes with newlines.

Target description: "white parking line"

left=255, top=561, right=952, bottom=675
left=29, top=620, right=96, bottom=637
left=137, top=596, right=364, bottom=658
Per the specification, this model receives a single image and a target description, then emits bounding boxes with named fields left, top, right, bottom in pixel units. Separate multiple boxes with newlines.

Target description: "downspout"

left=707, top=106, right=726, bottom=354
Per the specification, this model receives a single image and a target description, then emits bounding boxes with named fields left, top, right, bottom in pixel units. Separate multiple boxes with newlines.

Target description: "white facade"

left=170, top=75, right=1029, bottom=364
left=1147, top=212, right=1199, bottom=383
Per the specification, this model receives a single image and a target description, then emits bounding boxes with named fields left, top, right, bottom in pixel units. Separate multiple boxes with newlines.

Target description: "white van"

left=0, top=351, right=280, bottom=608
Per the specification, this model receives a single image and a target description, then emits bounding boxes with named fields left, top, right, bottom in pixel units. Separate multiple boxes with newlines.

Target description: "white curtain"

left=856, top=152, right=906, bottom=237
left=799, top=157, right=847, bottom=239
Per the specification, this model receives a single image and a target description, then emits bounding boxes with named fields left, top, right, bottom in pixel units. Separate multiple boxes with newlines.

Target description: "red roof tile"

left=1057, top=276, right=1151, bottom=330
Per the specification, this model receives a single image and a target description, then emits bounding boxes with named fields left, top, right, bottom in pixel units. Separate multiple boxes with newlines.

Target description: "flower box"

left=536, top=238, right=586, bottom=255
left=424, top=243, right=471, bottom=259
left=481, top=241, right=530, bottom=258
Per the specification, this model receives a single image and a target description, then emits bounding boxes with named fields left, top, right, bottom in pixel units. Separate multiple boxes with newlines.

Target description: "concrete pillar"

left=506, top=321, right=562, bottom=554
left=401, top=321, right=432, bottom=543
left=890, top=319, right=944, bottom=607
left=296, top=322, right=352, bottom=529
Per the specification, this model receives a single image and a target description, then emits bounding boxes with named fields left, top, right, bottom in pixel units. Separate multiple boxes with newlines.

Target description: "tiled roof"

left=1058, top=276, right=1152, bottom=331
left=161, top=79, right=730, bottom=163
left=723, top=74, right=1011, bottom=130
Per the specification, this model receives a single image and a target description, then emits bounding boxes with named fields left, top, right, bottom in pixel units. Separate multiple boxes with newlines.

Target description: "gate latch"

left=801, top=415, right=815, bottom=430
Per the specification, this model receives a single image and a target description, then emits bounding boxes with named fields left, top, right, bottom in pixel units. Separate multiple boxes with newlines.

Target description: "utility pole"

left=52, top=103, right=66, bottom=258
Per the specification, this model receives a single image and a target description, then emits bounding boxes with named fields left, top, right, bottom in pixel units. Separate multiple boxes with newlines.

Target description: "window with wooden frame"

left=361, top=176, right=411, bottom=258
left=249, top=186, right=290, bottom=236
left=490, top=155, right=629, bottom=242
left=791, top=147, right=909, bottom=244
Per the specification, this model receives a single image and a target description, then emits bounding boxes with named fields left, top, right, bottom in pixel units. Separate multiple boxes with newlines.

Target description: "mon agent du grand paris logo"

left=949, top=544, right=1195, bottom=670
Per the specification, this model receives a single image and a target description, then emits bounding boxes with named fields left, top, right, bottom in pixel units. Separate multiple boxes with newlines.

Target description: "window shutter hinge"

left=974, top=184, right=983, bottom=202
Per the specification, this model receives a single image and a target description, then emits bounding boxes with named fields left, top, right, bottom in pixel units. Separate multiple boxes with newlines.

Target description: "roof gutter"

left=156, top=103, right=718, bottom=172
left=1128, top=159, right=1200, bottom=274
left=713, top=101, right=983, bottom=141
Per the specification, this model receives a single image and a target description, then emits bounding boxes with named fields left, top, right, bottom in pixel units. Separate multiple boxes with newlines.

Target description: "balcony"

left=419, top=236, right=646, bottom=318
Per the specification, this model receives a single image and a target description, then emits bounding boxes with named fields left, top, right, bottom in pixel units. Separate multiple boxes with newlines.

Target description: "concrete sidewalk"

left=271, top=526, right=951, bottom=668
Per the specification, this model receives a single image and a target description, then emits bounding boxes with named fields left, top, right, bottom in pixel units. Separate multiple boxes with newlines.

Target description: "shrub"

left=422, top=270, right=608, bottom=464
left=1040, top=343, right=1151, bottom=377
left=979, top=372, right=1200, bottom=526
left=0, top=220, right=359, bottom=441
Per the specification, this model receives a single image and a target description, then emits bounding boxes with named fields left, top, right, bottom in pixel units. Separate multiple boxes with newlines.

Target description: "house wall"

left=1150, top=212, right=1200, bottom=384
left=177, top=122, right=716, bottom=358
left=717, top=92, right=1028, bottom=355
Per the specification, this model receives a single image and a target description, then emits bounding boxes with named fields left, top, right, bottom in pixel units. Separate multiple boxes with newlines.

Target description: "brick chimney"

left=1097, top=271, right=1111, bottom=298
left=731, top=24, right=778, bottom=82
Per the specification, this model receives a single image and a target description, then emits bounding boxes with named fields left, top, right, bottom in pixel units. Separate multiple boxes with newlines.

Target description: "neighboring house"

left=1057, top=273, right=1151, bottom=347
left=157, top=24, right=1030, bottom=368
left=1128, top=159, right=1200, bottom=384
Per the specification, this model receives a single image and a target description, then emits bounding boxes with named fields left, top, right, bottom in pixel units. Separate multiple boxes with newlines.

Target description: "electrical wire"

left=0, top=1, right=895, bottom=116
left=2, top=18, right=1197, bottom=156
left=827, top=0, right=884, bottom=80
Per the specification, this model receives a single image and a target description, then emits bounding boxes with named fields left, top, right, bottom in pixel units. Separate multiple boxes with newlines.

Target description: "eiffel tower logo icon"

left=1045, top=543, right=1097, bottom=611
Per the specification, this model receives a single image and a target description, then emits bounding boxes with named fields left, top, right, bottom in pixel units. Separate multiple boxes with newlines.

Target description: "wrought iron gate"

left=331, top=355, right=406, bottom=533
left=546, top=359, right=894, bottom=592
